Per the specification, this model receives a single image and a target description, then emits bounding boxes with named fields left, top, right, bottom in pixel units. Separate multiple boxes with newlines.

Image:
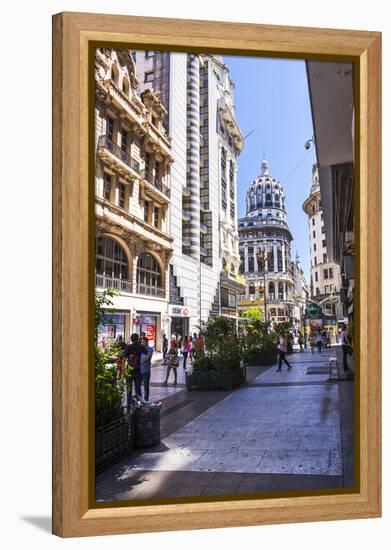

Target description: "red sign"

left=146, top=324, right=155, bottom=341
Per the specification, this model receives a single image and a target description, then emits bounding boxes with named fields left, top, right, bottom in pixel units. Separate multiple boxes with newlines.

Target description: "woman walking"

left=163, top=340, right=179, bottom=385
left=276, top=333, right=292, bottom=372
left=298, top=331, right=304, bottom=352
left=181, top=335, right=192, bottom=370
left=316, top=331, right=322, bottom=353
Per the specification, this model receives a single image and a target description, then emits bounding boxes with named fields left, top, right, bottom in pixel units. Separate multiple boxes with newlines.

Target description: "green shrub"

left=193, top=316, right=241, bottom=372
left=239, top=308, right=277, bottom=360
left=95, top=289, right=126, bottom=428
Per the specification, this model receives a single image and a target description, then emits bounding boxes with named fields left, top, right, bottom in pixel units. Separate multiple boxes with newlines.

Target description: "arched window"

left=122, top=77, right=130, bottom=95
left=230, top=263, right=235, bottom=273
left=268, top=282, right=275, bottom=300
left=95, top=236, right=129, bottom=280
left=278, top=282, right=284, bottom=300
left=111, top=64, right=119, bottom=85
left=137, top=253, right=162, bottom=291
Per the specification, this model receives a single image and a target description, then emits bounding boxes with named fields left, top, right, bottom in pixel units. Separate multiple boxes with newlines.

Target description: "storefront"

left=98, top=311, right=128, bottom=347
left=133, top=312, right=161, bottom=350
left=169, top=305, right=191, bottom=339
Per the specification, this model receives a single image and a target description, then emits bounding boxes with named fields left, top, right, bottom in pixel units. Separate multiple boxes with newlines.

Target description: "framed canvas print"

left=52, top=12, right=381, bottom=537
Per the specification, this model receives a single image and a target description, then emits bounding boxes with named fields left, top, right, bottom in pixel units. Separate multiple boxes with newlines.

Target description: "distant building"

left=306, top=60, right=355, bottom=329
left=237, top=159, right=301, bottom=325
left=302, top=164, right=342, bottom=335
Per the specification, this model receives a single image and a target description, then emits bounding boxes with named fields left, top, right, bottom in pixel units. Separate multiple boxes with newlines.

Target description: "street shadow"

left=20, top=516, right=51, bottom=534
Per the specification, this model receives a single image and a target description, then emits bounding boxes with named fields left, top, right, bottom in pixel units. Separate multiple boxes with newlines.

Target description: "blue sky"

left=224, top=55, right=317, bottom=280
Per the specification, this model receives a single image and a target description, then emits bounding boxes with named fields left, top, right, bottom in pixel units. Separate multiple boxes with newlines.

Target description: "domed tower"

left=238, top=159, right=295, bottom=323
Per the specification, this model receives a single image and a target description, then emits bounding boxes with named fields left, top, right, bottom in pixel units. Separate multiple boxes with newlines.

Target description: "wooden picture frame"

left=52, top=12, right=381, bottom=537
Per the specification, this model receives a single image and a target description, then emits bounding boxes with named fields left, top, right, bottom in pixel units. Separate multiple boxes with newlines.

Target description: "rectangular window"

left=103, top=172, right=111, bottom=201
left=119, top=183, right=126, bottom=209
left=120, top=128, right=127, bottom=152
left=324, top=269, right=329, bottom=279
left=315, top=271, right=318, bottom=282
left=107, top=116, right=114, bottom=141
left=329, top=267, right=334, bottom=278
left=144, top=201, right=150, bottom=223
left=322, top=239, right=327, bottom=248
left=323, top=253, right=327, bottom=263
left=313, top=243, right=317, bottom=251
left=314, top=257, right=317, bottom=266
left=313, top=230, right=316, bottom=238
left=153, top=206, right=160, bottom=229
left=312, top=218, right=315, bottom=226
left=324, top=285, right=329, bottom=293
left=145, top=71, right=154, bottom=83
left=321, top=226, right=325, bottom=234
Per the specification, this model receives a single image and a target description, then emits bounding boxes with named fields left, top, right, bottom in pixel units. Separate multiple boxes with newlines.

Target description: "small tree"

left=240, top=308, right=275, bottom=359
left=95, top=289, right=125, bottom=427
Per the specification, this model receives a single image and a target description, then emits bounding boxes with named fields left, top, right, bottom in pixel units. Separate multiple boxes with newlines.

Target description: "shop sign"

left=308, top=303, right=320, bottom=315
left=146, top=324, right=155, bottom=341
left=169, top=305, right=191, bottom=317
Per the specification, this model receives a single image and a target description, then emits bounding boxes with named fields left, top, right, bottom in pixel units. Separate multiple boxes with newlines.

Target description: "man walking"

left=340, top=324, right=353, bottom=373
left=124, top=333, right=146, bottom=409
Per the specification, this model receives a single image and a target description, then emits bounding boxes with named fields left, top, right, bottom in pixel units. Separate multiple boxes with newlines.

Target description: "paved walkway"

left=96, top=346, right=354, bottom=502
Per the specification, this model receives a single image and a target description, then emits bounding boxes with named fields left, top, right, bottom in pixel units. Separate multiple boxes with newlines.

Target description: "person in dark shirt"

left=124, top=333, right=146, bottom=409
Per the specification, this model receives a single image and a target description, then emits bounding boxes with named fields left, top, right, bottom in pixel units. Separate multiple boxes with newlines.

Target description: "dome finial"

left=261, top=158, right=269, bottom=176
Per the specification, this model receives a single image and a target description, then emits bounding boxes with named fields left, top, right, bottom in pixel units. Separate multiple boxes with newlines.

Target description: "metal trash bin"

left=130, top=398, right=162, bottom=448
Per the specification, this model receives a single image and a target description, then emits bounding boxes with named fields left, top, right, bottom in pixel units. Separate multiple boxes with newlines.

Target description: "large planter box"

left=186, top=366, right=245, bottom=391
left=95, top=414, right=134, bottom=474
left=244, top=352, right=278, bottom=366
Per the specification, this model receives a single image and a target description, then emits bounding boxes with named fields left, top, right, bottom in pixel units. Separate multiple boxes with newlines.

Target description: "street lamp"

left=256, top=247, right=268, bottom=323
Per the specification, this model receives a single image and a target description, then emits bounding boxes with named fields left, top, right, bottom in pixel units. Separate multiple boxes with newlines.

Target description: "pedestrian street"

left=96, top=347, right=354, bottom=501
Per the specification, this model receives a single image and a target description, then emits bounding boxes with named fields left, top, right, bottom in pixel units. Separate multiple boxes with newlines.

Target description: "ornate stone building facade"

left=302, top=164, right=342, bottom=333
left=94, top=48, right=173, bottom=350
left=238, top=159, right=297, bottom=324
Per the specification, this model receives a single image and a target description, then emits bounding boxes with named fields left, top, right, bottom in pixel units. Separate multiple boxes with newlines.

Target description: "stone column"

left=282, top=243, right=286, bottom=272
left=244, top=245, right=249, bottom=273
left=254, top=248, right=259, bottom=273
left=273, top=244, right=278, bottom=272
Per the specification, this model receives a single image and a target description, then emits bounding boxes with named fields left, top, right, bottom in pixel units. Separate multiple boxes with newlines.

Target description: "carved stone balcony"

left=97, top=135, right=140, bottom=181
left=140, top=169, right=170, bottom=204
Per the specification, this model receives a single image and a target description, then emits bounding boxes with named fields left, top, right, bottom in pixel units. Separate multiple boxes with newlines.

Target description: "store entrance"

left=170, top=317, right=190, bottom=340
